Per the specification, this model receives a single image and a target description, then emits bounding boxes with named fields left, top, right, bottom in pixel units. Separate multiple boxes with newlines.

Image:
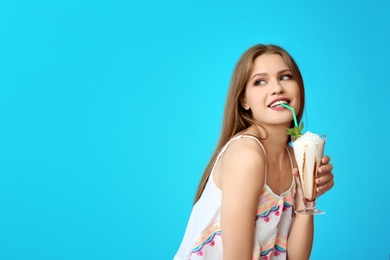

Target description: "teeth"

left=270, top=100, right=288, bottom=108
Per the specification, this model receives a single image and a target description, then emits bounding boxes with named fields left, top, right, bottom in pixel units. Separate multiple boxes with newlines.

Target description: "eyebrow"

left=250, top=69, right=291, bottom=80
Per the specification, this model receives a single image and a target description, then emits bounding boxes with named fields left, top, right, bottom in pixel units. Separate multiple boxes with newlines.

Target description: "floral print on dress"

left=256, top=188, right=284, bottom=221
left=191, top=221, right=221, bottom=257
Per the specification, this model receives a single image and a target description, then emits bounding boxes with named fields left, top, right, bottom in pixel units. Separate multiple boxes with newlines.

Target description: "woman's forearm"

left=287, top=215, right=314, bottom=260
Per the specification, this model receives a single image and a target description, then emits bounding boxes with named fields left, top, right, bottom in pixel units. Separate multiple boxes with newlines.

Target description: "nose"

left=270, top=80, right=284, bottom=95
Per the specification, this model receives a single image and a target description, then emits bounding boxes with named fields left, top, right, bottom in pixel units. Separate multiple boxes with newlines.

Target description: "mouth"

left=268, top=99, right=291, bottom=108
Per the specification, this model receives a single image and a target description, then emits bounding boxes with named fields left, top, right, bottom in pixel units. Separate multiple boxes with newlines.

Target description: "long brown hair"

left=193, top=44, right=306, bottom=203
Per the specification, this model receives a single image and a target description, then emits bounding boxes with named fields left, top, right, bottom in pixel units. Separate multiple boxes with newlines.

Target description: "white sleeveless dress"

left=174, top=135, right=296, bottom=260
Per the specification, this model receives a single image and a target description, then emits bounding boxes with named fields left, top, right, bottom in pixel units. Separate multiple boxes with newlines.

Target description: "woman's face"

left=242, top=54, right=301, bottom=127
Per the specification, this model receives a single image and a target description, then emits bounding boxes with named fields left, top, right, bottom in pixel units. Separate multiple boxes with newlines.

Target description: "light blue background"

left=1, top=0, right=389, bottom=259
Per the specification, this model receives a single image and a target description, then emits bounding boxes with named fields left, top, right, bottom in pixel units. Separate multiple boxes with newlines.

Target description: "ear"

left=240, top=96, right=250, bottom=110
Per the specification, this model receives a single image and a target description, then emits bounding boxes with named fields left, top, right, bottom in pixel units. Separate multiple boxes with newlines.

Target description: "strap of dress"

left=209, top=135, right=268, bottom=184
left=285, top=146, right=295, bottom=185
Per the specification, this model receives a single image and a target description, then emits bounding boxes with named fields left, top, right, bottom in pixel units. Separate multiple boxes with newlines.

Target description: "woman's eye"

left=254, top=79, right=266, bottom=86
left=281, top=75, right=292, bottom=80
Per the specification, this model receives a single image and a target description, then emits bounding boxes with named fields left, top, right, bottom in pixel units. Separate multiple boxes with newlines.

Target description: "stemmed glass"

left=292, top=134, right=326, bottom=215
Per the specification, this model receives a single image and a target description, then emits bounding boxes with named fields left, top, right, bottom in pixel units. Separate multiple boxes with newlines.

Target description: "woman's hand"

left=292, top=155, right=334, bottom=197
left=316, top=155, right=334, bottom=196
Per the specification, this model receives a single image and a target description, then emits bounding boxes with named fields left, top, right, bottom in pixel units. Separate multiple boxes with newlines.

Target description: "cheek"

left=295, top=100, right=301, bottom=115
left=243, top=89, right=254, bottom=106
left=247, top=95, right=266, bottom=110
left=294, top=89, right=302, bottom=114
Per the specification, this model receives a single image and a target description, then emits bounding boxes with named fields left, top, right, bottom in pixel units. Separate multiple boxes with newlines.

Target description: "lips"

left=268, top=98, right=291, bottom=108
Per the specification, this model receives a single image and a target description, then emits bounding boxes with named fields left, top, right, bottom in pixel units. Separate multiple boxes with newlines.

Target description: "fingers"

left=317, top=179, right=334, bottom=196
left=294, top=155, right=335, bottom=197
left=293, top=162, right=335, bottom=197
left=316, top=172, right=334, bottom=185
left=321, top=155, right=330, bottom=165
left=318, top=162, right=333, bottom=174
left=316, top=172, right=334, bottom=196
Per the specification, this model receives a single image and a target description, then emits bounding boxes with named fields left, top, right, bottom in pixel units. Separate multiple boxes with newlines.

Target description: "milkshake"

left=292, top=132, right=325, bottom=214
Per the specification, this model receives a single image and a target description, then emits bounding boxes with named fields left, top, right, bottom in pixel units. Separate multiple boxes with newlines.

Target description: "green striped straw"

left=280, top=103, right=298, bottom=127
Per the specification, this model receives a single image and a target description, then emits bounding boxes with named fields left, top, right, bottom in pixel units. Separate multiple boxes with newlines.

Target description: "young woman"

left=174, top=44, right=335, bottom=260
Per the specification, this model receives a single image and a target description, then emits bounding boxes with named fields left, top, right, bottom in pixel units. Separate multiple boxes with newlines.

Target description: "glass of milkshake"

left=292, top=132, right=326, bottom=215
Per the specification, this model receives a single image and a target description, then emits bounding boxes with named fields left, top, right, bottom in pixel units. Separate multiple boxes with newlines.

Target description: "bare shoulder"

left=220, top=136, right=266, bottom=194
left=223, top=136, right=265, bottom=163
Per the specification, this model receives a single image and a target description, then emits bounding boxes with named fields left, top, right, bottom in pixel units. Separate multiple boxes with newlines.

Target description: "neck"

left=246, top=124, right=290, bottom=162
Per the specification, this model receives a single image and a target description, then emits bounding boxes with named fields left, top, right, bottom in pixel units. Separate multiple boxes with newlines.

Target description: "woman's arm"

left=220, top=138, right=266, bottom=260
left=287, top=155, right=334, bottom=259
left=287, top=169, right=314, bottom=260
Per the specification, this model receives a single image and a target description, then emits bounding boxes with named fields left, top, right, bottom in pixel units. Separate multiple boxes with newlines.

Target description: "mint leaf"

left=299, top=122, right=304, bottom=132
left=286, top=123, right=304, bottom=140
